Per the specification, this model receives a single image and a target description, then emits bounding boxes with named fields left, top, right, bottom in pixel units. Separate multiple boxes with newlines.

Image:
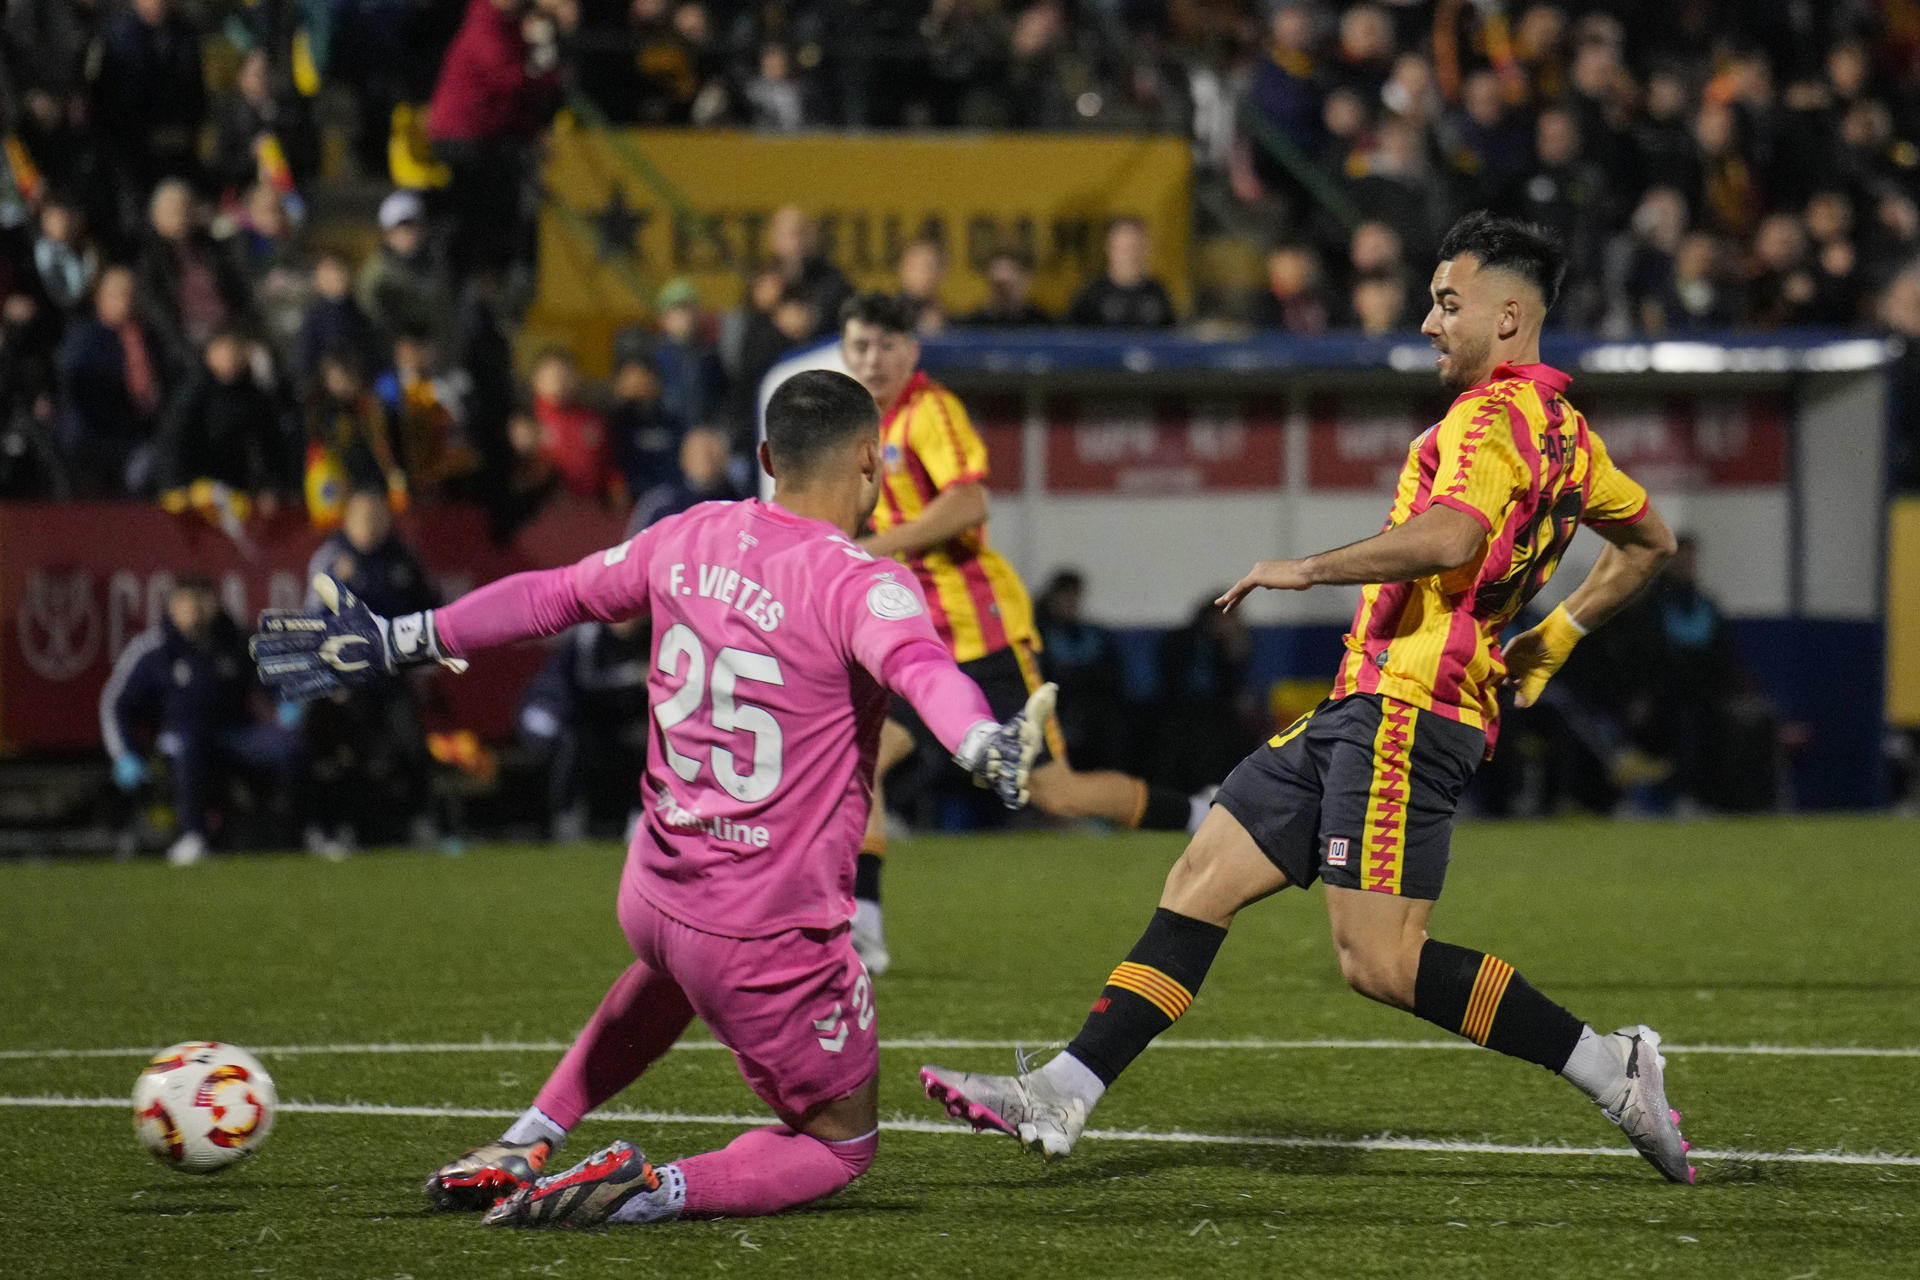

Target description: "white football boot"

left=921, top=1063, right=1088, bottom=1159
left=1597, top=1025, right=1695, bottom=1185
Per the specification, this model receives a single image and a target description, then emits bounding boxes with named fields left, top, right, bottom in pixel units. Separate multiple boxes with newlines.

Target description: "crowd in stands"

left=3, top=2, right=1920, bottom=507
left=4, top=1, right=1916, bottom=849
left=1233, top=2, right=1920, bottom=354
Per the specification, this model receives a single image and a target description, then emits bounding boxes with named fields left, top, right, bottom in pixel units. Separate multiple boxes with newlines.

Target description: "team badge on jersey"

left=867, top=578, right=922, bottom=621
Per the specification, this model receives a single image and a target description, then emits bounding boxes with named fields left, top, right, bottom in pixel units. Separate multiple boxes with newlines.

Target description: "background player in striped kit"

left=839, top=292, right=1210, bottom=973
left=920, top=213, right=1699, bottom=1186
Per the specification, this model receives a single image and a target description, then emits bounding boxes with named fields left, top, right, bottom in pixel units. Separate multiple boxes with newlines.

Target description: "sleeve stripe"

left=1585, top=500, right=1650, bottom=527
left=1430, top=493, right=1496, bottom=533
left=98, top=628, right=163, bottom=759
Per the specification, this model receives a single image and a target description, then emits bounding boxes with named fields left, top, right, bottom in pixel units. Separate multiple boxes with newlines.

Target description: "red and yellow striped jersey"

left=871, top=371, right=1035, bottom=663
left=1331, top=362, right=1649, bottom=742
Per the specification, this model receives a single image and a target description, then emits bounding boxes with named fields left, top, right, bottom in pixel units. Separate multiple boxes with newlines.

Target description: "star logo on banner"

left=593, top=186, right=649, bottom=261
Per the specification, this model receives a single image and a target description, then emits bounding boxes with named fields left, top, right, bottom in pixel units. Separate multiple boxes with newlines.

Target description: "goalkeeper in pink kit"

left=251, top=371, right=1054, bottom=1227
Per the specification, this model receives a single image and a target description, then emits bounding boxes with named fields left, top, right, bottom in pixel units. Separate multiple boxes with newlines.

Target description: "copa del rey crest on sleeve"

left=562, top=499, right=957, bottom=939
left=866, top=577, right=923, bottom=621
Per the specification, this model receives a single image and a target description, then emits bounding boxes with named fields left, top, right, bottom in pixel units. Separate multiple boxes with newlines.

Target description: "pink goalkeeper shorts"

left=617, top=879, right=879, bottom=1121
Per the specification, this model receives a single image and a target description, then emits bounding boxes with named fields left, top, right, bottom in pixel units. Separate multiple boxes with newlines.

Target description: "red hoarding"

left=969, top=395, right=1026, bottom=494
left=1045, top=397, right=1285, bottom=493
left=1306, top=394, right=1431, bottom=491
left=1, top=502, right=628, bottom=751
left=1306, top=393, right=1788, bottom=491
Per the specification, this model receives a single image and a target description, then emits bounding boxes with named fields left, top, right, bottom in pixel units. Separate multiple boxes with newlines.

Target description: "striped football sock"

left=1064, top=908, right=1227, bottom=1086
left=1412, top=939, right=1584, bottom=1071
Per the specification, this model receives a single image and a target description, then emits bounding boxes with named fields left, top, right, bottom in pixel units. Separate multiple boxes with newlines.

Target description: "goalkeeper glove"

left=250, top=574, right=467, bottom=702
left=1503, top=603, right=1585, bottom=708
left=952, top=682, right=1057, bottom=809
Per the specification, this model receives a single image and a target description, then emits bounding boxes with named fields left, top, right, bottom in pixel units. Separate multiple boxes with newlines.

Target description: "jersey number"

left=653, top=623, right=786, bottom=803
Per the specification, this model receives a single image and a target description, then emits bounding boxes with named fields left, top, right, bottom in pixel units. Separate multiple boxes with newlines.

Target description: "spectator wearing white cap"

left=357, top=190, right=452, bottom=347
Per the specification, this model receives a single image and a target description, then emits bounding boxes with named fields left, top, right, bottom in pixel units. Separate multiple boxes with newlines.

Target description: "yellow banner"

left=1890, top=498, right=1920, bottom=728
left=537, top=125, right=1191, bottom=329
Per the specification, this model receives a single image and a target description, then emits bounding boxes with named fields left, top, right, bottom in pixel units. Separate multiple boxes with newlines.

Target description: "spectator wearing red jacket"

left=529, top=347, right=622, bottom=503
left=427, top=0, right=575, bottom=285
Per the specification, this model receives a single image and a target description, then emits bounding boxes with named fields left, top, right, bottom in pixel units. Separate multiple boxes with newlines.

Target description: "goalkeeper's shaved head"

left=764, top=370, right=882, bottom=480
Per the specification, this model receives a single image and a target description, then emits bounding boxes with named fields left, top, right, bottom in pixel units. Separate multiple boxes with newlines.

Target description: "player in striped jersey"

left=922, top=213, right=1699, bottom=1185
left=838, top=293, right=1207, bottom=974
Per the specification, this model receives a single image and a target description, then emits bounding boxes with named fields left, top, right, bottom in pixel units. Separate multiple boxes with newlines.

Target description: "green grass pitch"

left=2, top=816, right=1917, bottom=1278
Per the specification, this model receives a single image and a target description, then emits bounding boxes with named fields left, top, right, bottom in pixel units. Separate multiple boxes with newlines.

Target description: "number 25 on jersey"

left=653, top=623, right=786, bottom=803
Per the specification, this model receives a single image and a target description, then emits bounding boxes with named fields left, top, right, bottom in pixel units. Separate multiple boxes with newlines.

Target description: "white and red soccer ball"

left=131, top=1041, right=277, bottom=1174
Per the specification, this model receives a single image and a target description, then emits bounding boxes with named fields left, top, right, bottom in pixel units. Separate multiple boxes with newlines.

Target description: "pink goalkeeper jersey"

left=439, top=498, right=989, bottom=939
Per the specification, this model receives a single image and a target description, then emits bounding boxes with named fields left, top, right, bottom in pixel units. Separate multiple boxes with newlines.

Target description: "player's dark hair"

left=838, top=291, right=918, bottom=334
left=1437, top=211, right=1568, bottom=311
left=764, top=370, right=880, bottom=478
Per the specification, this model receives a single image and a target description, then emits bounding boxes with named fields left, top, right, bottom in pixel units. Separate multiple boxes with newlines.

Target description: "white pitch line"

left=3, top=1094, right=1915, bottom=1169
left=4, top=1037, right=1919, bottom=1061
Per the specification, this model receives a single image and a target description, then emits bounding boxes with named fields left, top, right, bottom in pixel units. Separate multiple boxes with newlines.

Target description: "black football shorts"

left=890, top=639, right=1064, bottom=767
left=1212, top=693, right=1485, bottom=901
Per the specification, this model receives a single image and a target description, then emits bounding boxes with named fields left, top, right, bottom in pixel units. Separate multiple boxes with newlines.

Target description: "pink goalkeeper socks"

left=677, top=1124, right=878, bottom=1217
left=532, top=959, right=695, bottom=1131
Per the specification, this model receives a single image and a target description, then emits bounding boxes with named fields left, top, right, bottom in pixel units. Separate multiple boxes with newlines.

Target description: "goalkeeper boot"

left=1596, top=1025, right=1695, bottom=1185
left=482, top=1139, right=669, bottom=1228
left=424, top=1137, right=553, bottom=1210
left=920, top=1063, right=1088, bottom=1158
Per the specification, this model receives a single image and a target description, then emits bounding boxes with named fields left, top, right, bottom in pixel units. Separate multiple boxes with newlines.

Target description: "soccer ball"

left=131, top=1041, right=277, bottom=1174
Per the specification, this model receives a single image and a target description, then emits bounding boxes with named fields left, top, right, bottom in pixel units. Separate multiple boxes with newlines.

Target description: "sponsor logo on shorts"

left=812, top=1003, right=849, bottom=1052
left=1326, top=837, right=1350, bottom=868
